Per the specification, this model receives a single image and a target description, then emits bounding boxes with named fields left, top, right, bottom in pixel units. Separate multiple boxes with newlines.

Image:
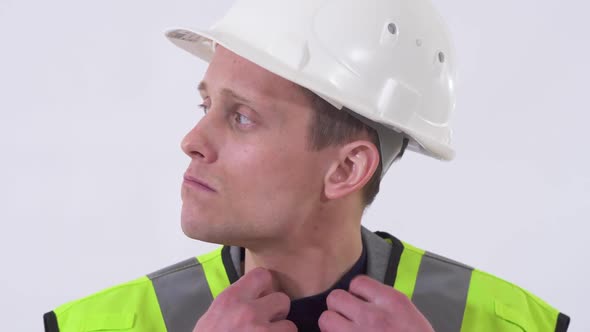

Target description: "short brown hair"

left=301, top=87, right=382, bottom=206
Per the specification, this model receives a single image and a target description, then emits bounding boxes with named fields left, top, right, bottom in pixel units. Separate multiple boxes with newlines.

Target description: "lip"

left=183, top=174, right=216, bottom=192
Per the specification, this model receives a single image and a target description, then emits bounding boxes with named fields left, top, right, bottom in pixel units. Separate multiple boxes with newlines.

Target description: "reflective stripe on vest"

left=148, top=257, right=211, bottom=332
left=147, top=247, right=237, bottom=332
left=372, top=230, right=473, bottom=332
left=411, top=251, right=473, bottom=332
left=389, top=237, right=567, bottom=332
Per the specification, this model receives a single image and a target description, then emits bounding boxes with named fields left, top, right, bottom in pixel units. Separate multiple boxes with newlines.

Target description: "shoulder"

left=44, top=274, right=166, bottom=332
left=464, top=268, right=570, bottom=332
left=376, top=231, right=570, bottom=332
left=44, top=248, right=225, bottom=332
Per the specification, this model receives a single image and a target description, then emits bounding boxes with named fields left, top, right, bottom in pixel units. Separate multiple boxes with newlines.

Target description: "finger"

left=254, top=292, right=291, bottom=322
left=318, top=310, right=354, bottom=332
left=231, top=267, right=275, bottom=300
left=268, top=319, right=298, bottom=332
left=348, top=275, right=392, bottom=304
left=325, top=289, right=368, bottom=323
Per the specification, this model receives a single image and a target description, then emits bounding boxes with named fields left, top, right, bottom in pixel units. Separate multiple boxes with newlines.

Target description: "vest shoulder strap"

left=375, top=230, right=570, bottom=332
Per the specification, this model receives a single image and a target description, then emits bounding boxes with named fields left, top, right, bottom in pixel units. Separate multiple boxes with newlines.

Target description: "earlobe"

left=324, top=142, right=380, bottom=200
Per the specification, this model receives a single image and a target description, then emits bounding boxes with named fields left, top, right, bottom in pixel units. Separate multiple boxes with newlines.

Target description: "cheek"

left=226, top=143, right=319, bottom=203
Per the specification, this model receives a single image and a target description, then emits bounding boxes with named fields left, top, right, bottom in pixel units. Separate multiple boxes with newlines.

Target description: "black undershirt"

left=285, top=245, right=367, bottom=332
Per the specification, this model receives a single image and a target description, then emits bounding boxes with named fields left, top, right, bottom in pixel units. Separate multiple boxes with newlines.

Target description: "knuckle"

left=366, top=310, right=390, bottom=327
left=248, top=268, right=273, bottom=291
left=397, top=291, right=412, bottom=304
left=326, top=289, right=345, bottom=307
left=249, top=326, right=268, bottom=332
left=273, top=320, right=298, bottom=332
left=213, top=291, right=231, bottom=308
left=235, top=304, right=257, bottom=323
left=273, top=291, right=291, bottom=308
left=371, top=286, right=409, bottom=308
left=349, top=276, right=364, bottom=291
left=349, top=275, right=373, bottom=293
left=387, top=288, right=411, bottom=306
left=318, top=310, right=336, bottom=330
left=351, top=274, right=370, bottom=286
left=251, top=267, right=272, bottom=281
left=330, top=288, right=347, bottom=298
left=284, top=320, right=298, bottom=331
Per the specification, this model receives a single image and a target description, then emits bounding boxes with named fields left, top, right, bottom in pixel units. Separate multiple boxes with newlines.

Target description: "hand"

left=319, top=275, right=433, bottom=332
left=193, top=267, right=297, bottom=332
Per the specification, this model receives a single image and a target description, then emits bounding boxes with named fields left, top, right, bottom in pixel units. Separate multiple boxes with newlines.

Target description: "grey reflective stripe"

left=412, top=251, right=473, bottom=332
left=229, top=246, right=243, bottom=277
left=362, top=226, right=392, bottom=281
left=148, top=257, right=213, bottom=332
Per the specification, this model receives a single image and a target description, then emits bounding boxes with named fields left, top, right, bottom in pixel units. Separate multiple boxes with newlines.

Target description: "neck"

left=243, top=203, right=364, bottom=300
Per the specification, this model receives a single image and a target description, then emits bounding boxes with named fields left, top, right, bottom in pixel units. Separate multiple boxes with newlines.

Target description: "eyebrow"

left=197, top=81, right=253, bottom=105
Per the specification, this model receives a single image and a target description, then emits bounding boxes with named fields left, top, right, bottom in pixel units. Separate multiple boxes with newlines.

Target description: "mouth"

left=183, top=174, right=216, bottom=192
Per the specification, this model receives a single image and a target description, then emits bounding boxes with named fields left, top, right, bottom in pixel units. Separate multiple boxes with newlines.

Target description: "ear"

left=324, top=141, right=380, bottom=200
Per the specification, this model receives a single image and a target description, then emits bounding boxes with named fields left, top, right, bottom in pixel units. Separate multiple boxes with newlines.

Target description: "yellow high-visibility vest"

left=44, top=227, right=570, bottom=332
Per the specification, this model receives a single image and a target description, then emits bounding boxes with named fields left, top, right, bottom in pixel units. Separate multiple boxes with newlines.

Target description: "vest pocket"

left=494, top=300, right=530, bottom=332
left=82, top=313, right=136, bottom=331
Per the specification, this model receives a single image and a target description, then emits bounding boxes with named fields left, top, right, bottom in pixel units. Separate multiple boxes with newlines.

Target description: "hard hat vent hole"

left=438, top=52, right=445, bottom=63
left=387, top=23, right=397, bottom=35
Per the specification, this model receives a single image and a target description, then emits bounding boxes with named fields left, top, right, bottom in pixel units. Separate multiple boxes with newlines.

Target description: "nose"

left=181, top=115, right=218, bottom=163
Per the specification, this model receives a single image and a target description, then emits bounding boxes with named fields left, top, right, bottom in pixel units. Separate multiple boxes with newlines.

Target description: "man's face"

left=180, top=46, right=334, bottom=247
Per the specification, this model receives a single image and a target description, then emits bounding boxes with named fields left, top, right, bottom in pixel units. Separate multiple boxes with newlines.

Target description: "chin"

left=181, top=209, right=210, bottom=239
left=180, top=214, right=229, bottom=245
left=181, top=222, right=218, bottom=243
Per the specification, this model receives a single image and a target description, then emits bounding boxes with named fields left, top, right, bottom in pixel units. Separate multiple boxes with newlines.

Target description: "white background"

left=1, top=0, right=587, bottom=331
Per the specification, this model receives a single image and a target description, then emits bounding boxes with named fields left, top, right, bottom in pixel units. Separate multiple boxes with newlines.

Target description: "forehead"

left=202, top=46, right=308, bottom=104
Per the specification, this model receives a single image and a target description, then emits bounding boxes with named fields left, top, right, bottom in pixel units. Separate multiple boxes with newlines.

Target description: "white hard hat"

left=165, top=0, right=457, bottom=174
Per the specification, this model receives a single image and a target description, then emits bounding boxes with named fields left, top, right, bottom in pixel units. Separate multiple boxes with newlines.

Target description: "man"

left=44, top=0, right=570, bottom=331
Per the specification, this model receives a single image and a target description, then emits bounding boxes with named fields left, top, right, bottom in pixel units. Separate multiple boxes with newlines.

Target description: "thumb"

left=232, top=267, right=277, bottom=300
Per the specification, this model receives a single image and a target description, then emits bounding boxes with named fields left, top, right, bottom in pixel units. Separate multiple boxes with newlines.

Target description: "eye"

left=234, top=112, right=253, bottom=125
left=198, top=97, right=211, bottom=114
